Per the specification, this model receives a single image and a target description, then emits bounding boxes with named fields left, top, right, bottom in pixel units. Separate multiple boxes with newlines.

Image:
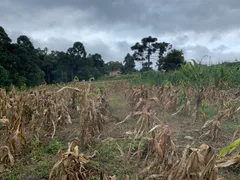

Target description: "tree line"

left=0, top=26, right=185, bottom=89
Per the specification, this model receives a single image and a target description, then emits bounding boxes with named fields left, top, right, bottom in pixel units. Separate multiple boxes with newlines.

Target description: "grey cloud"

left=3, top=0, right=240, bottom=35
left=2, top=0, right=240, bottom=65
left=172, top=35, right=189, bottom=46
left=33, top=38, right=74, bottom=52
left=184, top=45, right=240, bottom=64
left=83, top=40, right=130, bottom=62
left=212, top=45, right=229, bottom=52
left=6, top=31, right=23, bottom=42
left=30, top=37, right=128, bottom=62
left=210, top=33, right=223, bottom=42
left=115, top=41, right=131, bottom=53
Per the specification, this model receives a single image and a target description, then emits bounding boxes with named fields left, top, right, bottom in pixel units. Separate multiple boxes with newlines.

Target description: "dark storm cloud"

left=2, top=0, right=240, bottom=63
left=3, top=0, right=240, bottom=33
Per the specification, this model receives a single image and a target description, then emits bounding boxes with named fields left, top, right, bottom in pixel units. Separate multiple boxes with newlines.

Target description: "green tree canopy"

left=17, top=35, right=34, bottom=51
left=67, top=42, right=87, bottom=80
left=104, top=61, right=123, bottom=73
left=122, top=53, right=135, bottom=74
left=0, top=25, right=187, bottom=88
left=0, top=26, right=11, bottom=46
left=0, top=65, right=11, bottom=89
left=157, top=49, right=185, bottom=72
left=131, top=36, right=171, bottom=71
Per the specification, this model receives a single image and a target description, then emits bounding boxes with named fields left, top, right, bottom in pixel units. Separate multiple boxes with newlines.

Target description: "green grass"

left=204, top=104, right=218, bottom=119
left=90, top=137, right=148, bottom=179
left=204, top=105, right=240, bottom=133
left=221, top=119, right=240, bottom=132
left=90, top=139, right=129, bottom=178
left=2, top=149, right=55, bottom=180
left=1, top=139, right=66, bottom=180
left=128, top=61, right=240, bottom=87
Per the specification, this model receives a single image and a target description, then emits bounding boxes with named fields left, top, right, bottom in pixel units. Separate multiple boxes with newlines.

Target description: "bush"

left=0, top=65, right=11, bottom=89
left=45, top=139, right=63, bottom=154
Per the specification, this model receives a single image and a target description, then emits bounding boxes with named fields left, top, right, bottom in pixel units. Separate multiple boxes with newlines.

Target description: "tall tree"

left=89, top=53, right=105, bottom=76
left=131, top=42, right=145, bottom=67
left=92, top=53, right=104, bottom=69
left=53, top=51, right=69, bottom=83
left=17, top=35, right=34, bottom=51
left=157, top=49, right=185, bottom=72
left=37, top=49, right=58, bottom=84
left=131, top=36, right=171, bottom=71
left=0, top=25, right=122, bottom=87
left=104, top=61, right=123, bottom=73
left=16, top=35, right=44, bottom=86
left=131, top=36, right=158, bottom=70
left=154, top=42, right=171, bottom=58
left=0, top=65, right=11, bottom=89
left=67, top=42, right=87, bottom=80
left=141, top=36, right=158, bottom=69
left=0, top=27, right=27, bottom=86
left=122, top=53, right=135, bottom=74
left=0, top=26, right=11, bottom=46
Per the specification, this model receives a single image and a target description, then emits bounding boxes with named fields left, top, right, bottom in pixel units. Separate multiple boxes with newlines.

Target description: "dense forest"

left=0, top=25, right=187, bottom=89
left=0, top=26, right=126, bottom=88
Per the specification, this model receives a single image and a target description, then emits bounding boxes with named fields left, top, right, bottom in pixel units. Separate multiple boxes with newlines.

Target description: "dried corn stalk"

left=49, top=140, right=113, bottom=180
left=169, top=144, right=219, bottom=180
left=200, top=113, right=224, bottom=141
left=140, top=125, right=178, bottom=180
left=115, top=97, right=161, bottom=139
left=127, top=86, right=149, bottom=108
left=0, top=146, right=14, bottom=173
left=80, top=83, right=109, bottom=147
left=49, top=140, right=90, bottom=180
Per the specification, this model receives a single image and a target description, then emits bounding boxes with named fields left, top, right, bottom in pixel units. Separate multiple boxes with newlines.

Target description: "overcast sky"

left=2, top=0, right=240, bottom=67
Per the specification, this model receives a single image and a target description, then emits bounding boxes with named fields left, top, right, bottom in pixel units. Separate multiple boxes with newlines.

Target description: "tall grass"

left=97, top=73, right=138, bottom=81
left=130, top=61, right=240, bottom=87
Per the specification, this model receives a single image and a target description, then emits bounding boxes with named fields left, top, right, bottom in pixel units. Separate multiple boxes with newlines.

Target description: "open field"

left=0, top=79, right=240, bottom=180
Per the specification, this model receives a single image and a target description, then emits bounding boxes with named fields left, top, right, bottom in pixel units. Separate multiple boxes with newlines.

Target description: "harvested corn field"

left=0, top=80, right=240, bottom=180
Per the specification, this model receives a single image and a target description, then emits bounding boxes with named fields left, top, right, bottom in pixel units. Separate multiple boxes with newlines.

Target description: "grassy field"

left=0, top=77, right=240, bottom=179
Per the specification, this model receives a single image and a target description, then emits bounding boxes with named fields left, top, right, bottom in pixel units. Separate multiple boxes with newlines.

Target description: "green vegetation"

left=1, top=29, right=187, bottom=89
left=0, top=65, right=11, bottom=89
left=131, top=36, right=171, bottom=71
left=130, top=60, right=240, bottom=87
left=158, top=49, right=185, bottom=72
left=45, top=139, right=63, bottom=155
left=121, top=53, right=136, bottom=74
left=2, top=24, right=240, bottom=91
left=2, top=139, right=64, bottom=180
left=0, top=26, right=127, bottom=89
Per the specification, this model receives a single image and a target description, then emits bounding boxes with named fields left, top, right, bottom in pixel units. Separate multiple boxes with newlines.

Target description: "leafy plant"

left=46, top=139, right=63, bottom=155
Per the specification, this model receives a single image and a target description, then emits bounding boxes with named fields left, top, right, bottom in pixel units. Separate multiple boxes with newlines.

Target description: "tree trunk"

left=71, top=68, right=73, bottom=81
left=47, top=68, right=51, bottom=84
left=147, top=55, right=150, bottom=68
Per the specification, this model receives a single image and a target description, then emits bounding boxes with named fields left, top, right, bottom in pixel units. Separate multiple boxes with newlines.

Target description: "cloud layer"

left=2, top=0, right=240, bottom=65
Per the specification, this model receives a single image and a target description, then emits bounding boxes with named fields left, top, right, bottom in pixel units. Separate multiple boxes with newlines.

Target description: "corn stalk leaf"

left=218, top=138, right=240, bottom=158
left=217, top=156, right=240, bottom=167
